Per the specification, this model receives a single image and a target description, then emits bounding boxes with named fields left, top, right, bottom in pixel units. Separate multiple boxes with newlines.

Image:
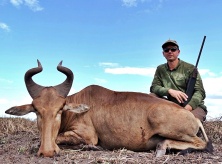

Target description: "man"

left=150, top=39, right=207, bottom=121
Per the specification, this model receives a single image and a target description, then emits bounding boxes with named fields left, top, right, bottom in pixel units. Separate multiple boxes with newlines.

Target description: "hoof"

left=206, top=140, right=214, bottom=154
left=179, top=148, right=195, bottom=155
left=155, top=149, right=166, bottom=157
left=82, top=144, right=104, bottom=151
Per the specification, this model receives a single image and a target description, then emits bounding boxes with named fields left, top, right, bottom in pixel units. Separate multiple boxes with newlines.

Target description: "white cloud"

left=199, top=71, right=222, bottom=119
left=199, top=69, right=216, bottom=77
left=10, top=0, right=23, bottom=6
left=99, top=62, right=119, bottom=67
left=0, top=22, right=10, bottom=32
left=0, top=98, right=8, bottom=104
left=205, top=98, right=222, bottom=120
left=10, top=0, right=43, bottom=11
left=10, top=95, right=32, bottom=106
left=121, top=0, right=153, bottom=7
left=203, top=76, right=222, bottom=97
left=122, top=0, right=164, bottom=10
left=122, top=0, right=137, bottom=7
left=105, top=67, right=156, bottom=76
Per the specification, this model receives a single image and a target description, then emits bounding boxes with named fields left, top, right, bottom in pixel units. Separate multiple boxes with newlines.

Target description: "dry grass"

left=0, top=117, right=38, bottom=136
left=203, top=116, right=222, bottom=144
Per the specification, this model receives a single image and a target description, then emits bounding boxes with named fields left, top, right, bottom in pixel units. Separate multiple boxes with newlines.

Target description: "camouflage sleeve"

left=188, top=71, right=206, bottom=109
left=150, top=67, right=170, bottom=97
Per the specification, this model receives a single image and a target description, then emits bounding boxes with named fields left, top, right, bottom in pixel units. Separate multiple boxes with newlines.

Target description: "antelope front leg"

left=56, top=131, right=86, bottom=145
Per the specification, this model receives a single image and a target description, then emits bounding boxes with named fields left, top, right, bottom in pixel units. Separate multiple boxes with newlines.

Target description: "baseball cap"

left=162, top=39, right=179, bottom=49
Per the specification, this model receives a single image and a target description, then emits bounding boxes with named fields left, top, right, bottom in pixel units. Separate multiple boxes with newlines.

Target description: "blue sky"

left=0, top=0, right=222, bottom=120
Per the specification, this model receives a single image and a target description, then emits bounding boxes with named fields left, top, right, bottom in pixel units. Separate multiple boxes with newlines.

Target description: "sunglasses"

left=163, top=48, right=178, bottom=53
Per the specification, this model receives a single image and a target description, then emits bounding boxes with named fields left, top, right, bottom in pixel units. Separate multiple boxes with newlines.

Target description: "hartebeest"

left=5, top=60, right=213, bottom=157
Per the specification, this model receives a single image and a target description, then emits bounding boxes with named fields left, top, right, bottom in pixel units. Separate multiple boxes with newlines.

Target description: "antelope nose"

left=37, top=145, right=60, bottom=157
left=37, top=150, right=58, bottom=157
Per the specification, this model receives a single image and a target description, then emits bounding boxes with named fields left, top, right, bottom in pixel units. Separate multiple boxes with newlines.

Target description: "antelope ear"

left=5, top=104, right=36, bottom=116
left=63, top=103, right=90, bottom=113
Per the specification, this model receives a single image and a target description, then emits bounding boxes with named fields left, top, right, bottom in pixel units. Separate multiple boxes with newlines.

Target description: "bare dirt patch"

left=0, top=117, right=222, bottom=164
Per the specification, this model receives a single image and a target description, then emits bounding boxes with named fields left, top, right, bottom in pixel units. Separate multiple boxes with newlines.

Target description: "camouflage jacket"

left=150, top=59, right=206, bottom=111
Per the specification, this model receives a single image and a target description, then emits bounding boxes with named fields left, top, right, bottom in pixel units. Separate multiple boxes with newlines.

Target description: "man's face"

left=162, top=45, right=180, bottom=62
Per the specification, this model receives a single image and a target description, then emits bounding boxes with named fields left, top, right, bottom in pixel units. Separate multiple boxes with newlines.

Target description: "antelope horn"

left=24, top=59, right=44, bottom=99
left=54, top=61, right=74, bottom=97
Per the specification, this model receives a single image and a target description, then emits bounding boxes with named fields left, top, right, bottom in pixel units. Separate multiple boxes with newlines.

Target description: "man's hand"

left=168, top=89, right=188, bottom=103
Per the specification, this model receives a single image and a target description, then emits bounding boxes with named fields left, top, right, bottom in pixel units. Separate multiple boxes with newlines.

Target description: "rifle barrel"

left=195, top=36, right=206, bottom=67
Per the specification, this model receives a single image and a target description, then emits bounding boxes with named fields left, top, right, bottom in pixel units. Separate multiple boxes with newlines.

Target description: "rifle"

left=182, top=36, right=206, bottom=107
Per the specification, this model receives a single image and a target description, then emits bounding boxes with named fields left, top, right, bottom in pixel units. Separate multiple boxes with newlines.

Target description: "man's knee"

left=191, top=107, right=207, bottom=122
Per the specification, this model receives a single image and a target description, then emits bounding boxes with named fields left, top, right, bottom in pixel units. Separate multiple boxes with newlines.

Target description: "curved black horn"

left=25, top=59, right=44, bottom=99
left=54, top=61, right=74, bottom=97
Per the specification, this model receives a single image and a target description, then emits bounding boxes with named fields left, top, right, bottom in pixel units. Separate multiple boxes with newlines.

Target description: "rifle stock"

left=182, top=36, right=206, bottom=107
